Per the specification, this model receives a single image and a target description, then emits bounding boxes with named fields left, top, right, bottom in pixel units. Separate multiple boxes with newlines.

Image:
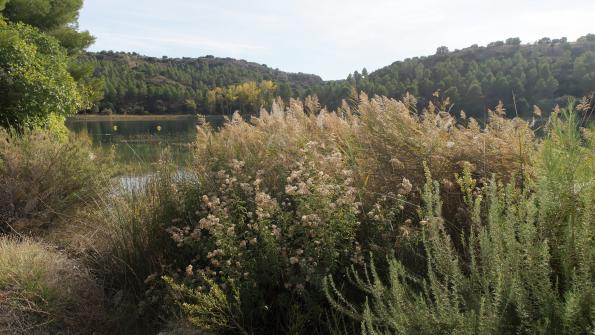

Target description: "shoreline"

left=68, top=114, right=200, bottom=121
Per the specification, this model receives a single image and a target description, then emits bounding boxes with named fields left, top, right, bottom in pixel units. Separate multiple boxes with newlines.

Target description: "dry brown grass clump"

left=0, top=237, right=108, bottom=334
left=0, top=129, right=108, bottom=235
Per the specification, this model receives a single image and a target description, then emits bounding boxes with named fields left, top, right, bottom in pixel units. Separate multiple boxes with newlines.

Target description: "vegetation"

left=324, top=104, right=594, bottom=335
left=85, top=51, right=320, bottom=115
left=0, top=1, right=593, bottom=334
left=317, top=36, right=595, bottom=118
left=0, top=91, right=593, bottom=334
left=87, top=35, right=595, bottom=120
left=0, top=128, right=108, bottom=235
left=0, top=237, right=107, bottom=334
left=77, top=94, right=590, bottom=334
left=0, top=0, right=102, bottom=130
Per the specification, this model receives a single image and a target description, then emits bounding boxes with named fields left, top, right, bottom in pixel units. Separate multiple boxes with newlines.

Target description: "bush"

left=88, top=157, right=196, bottom=333
left=0, top=128, right=108, bottom=235
left=324, top=104, right=594, bottom=335
left=167, top=140, right=361, bottom=334
left=0, top=237, right=107, bottom=334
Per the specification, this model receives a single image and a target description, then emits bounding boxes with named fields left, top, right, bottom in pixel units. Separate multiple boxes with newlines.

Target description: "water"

left=66, top=115, right=226, bottom=166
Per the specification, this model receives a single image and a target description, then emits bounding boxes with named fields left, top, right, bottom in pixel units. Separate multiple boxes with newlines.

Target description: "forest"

left=0, top=0, right=593, bottom=335
left=89, top=35, right=595, bottom=119
left=85, top=51, right=320, bottom=114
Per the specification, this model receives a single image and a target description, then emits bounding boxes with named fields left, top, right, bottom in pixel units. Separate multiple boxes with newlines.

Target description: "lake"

left=66, top=115, right=226, bottom=168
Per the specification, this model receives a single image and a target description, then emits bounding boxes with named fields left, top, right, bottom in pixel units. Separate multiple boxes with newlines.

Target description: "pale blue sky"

left=79, top=0, right=595, bottom=80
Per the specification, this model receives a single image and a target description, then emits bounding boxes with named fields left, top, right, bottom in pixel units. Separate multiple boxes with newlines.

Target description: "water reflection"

left=66, top=115, right=226, bottom=166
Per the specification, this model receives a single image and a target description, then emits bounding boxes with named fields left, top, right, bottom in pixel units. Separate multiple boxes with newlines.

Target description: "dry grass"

left=194, top=93, right=535, bottom=237
left=0, top=129, right=109, bottom=235
left=0, top=237, right=107, bottom=334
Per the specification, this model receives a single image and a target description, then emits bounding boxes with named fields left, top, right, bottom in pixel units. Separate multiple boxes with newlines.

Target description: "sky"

left=79, top=0, right=595, bottom=80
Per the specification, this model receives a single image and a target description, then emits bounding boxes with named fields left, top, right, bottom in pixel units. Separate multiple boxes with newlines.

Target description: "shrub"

left=0, top=128, right=108, bottom=235
left=324, top=104, right=594, bottom=335
left=167, top=140, right=361, bottom=334
left=0, top=237, right=107, bottom=334
left=161, top=94, right=537, bottom=333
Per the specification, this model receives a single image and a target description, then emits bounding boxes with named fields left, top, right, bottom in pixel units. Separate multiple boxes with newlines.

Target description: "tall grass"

left=0, top=237, right=107, bottom=334
left=0, top=129, right=109, bottom=235
left=324, top=103, right=594, bottom=335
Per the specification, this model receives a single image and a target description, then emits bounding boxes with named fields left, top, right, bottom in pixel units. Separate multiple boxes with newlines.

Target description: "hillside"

left=86, top=35, right=595, bottom=117
left=84, top=51, right=323, bottom=114
left=316, top=35, right=595, bottom=118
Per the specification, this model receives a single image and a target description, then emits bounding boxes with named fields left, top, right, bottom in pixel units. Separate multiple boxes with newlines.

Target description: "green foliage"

left=313, top=36, right=595, bottom=118
left=85, top=36, right=595, bottom=118
left=3, top=0, right=82, bottom=30
left=1, top=0, right=93, bottom=54
left=164, top=275, right=247, bottom=334
left=0, top=0, right=101, bottom=124
left=46, top=113, right=70, bottom=142
left=0, top=19, right=83, bottom=130
left=325, top=105, right=594, bottom=335
left=86, top=51, right=322, bottom=114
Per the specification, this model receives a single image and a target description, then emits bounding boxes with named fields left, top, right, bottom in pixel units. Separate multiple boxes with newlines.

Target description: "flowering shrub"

left=167, top=140, right=361, bottom=333
left=189, top=93, right=535, bottom=260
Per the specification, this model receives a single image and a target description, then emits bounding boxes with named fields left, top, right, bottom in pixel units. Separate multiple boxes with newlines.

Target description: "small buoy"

left=156, top=125, right=162, bottom=132
left=112, top=125, right=118, bottom=131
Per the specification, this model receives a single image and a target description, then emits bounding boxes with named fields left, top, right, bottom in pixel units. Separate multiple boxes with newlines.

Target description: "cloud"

left=80, top=0, right=595, bottom=79
left=93, top=31, right=264, bottom=55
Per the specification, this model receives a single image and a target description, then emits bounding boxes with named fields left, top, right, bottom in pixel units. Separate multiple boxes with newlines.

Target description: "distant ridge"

left=86, top=34, right=595, bottom=118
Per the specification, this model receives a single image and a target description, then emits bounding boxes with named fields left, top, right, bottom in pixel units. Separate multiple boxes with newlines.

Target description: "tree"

left=435, top=46, right=449, bottom=55
left=2, top=0, right=93, bottom=54
left=464, top=80, right=483, bottom=112
left=577, top=33, right=595, bottom=43
left=278, top=82, right=292, bottom=102
left=573, top=51, right=595, bottom=89
left=184, top=98, right=197, bottom=113
left=0, top=20, right=82, bottom=129
left=361, top=67, right=368, bottom=77
left=505, top=37, right=521, bottom=45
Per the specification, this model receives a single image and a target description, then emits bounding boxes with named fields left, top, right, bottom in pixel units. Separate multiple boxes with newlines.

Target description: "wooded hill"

left=87, top=34, right=595, bottom=117
left=84, top=51, right=323, bottom=115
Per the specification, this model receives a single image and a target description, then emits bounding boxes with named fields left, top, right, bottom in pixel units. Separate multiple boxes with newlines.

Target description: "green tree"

left=2, top=0, right=93, bottom=53
left=278, top=82, right=292, bottom=102
left=0, top=20, right=82, bottom=129
left=573, top=51, right=595, bottom=89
